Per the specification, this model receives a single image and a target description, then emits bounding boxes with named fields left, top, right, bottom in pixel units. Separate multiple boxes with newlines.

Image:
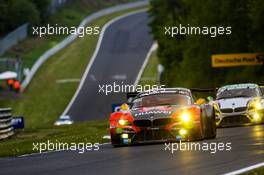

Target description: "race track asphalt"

left=65, top=11, right=153, bottom=121
left=0, top=125, right=263, bottom=175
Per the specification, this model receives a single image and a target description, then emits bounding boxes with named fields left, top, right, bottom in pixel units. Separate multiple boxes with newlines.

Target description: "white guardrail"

left=0, top=108, right=14, bottom=140
left=21, top=0, right=149, bottom=90
left=0, top=23, right=29, bottom=56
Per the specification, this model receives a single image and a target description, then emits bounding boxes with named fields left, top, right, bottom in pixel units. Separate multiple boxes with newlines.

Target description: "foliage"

left=149, top=0, right=264, bottom=88
left=0, top=0, right=51, bottom=35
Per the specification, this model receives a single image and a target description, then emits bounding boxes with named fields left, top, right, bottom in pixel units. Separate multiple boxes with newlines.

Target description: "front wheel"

left=208, top=107, right=217, bottom=139
left=201, top=104, right=216, bottom=139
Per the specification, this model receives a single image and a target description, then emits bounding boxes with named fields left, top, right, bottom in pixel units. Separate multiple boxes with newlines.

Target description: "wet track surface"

left=66, top=11, right=153, bottom=121
left=0, top=125, right=263, bottom=175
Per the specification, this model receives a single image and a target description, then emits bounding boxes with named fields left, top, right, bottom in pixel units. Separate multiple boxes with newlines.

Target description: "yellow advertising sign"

left=212, top=53, right=264, bottom=67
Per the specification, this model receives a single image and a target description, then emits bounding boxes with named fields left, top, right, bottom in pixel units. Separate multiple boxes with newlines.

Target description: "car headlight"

left=253, top=113, right=261, bottom=122
left=121, top=133, right=129, bottom=139
left=248, top=99, right=264, bottom=110
left=118, top=119, right=130, bottom=126
left=255, top=102, right=262, bottom=110
left=180, top=112, right=191, bottom=123
left=179, top=129, right=187, bottom=135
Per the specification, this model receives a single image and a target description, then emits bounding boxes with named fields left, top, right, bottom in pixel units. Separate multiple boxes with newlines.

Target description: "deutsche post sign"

left=212, top=53, right=264, bottom=67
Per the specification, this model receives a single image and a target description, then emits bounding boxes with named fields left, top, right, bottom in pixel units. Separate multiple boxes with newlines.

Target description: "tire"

left=204, top=104, right=216, bottom=139
left=198, top=108, right=206, bottom=140
left=210, top=115, right=217, bottom=139
left=201, top=104, right=216, bottom=139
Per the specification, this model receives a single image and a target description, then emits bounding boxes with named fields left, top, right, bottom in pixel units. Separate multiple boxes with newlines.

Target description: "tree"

left=149, top=0, right=264, bottom=87
left=7, top=0, right=40, bottom=30
left=31, top=0, right=51, bottom=23
left=0, top=0, right=8, bottom=35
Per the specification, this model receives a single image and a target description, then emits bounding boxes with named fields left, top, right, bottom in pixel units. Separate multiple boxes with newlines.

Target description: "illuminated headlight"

left=254, top=102, right=262, bottom=110
left=181, top=112, right=191, bottom=123
left=179, top=129, right=187, bottom=135
left=249, top=99, right=264, bottom=110
left=121, top=134, right=129, bottom=139
left=253, top=113, right=261, bottom=122
left=118, top=119, right=129, bottom=126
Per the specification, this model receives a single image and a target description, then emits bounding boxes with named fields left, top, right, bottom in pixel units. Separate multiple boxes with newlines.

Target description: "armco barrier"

left=21, top=0, right=149, bottom=90
left=0, top=23, right=28, bottom=56
left=0, top=108, right=14, bottom=140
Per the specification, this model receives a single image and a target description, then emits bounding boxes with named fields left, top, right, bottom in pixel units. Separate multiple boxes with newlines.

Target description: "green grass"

left=241, top=166, right=264, bottom=175
left=0, top=119, right=108, bottom=157
left=0, top=7, right=148, bottom=157
left=139, top=50, right=159, bottom=86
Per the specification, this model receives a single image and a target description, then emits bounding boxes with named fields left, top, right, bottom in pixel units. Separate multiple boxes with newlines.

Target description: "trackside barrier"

left=0, top=108, right=14, bottom=140
left=21, top=0, right=149, bottom=90
left=0, top=23, right=29, bottom=56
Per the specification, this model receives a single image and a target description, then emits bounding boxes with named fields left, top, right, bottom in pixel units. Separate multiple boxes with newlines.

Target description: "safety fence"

left=0, top=108, right=14, bottom=140
left=0, top=58, right=22, bottom=81
left=0, top=23, right=29, bottom=56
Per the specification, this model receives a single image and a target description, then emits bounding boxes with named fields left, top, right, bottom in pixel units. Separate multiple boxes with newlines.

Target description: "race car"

left=214, top=83, right=264, bottom=127
left=109, top=88, right=216, bottom=146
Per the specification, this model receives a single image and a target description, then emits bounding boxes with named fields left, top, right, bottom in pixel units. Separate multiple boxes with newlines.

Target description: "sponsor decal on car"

left=134, top=110, right=172, bottom=117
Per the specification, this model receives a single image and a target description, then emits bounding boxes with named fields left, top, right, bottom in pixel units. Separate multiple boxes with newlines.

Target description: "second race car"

left=109, top=88, right=216, bottom=146
left=214, top=83, right=264, bottom=127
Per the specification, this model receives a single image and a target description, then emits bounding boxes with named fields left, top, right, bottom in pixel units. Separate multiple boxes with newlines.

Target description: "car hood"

left=130, top=105, right=180, bottom=120
left=217, top=97, right=253, bottom=109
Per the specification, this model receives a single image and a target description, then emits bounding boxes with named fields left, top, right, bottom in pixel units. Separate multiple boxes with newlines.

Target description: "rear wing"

left=126, top=92, right=138, bottom=102
left=126, top=92, right=138, bottom=99
left=190, top=88, right=218, bottom=93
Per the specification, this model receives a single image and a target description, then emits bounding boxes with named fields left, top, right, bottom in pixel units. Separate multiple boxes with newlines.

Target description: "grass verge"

left=241, top=166, right=264, bottom=175
left=139, top=50, right=159, bottom=86
left=0, top=119, right=108, bottom=157
left=0, top=6, right=147, bottom=157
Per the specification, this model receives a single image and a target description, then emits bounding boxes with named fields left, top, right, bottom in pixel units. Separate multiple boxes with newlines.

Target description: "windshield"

left=132, top=94, right=192, bottom=108
left=216, top=88, right=259, bottom=100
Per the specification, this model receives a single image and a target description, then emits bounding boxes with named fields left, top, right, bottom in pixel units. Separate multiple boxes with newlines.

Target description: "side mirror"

left=207, top=96, right=214, bottom=102
left=120, top=103, right=130, bottom=111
